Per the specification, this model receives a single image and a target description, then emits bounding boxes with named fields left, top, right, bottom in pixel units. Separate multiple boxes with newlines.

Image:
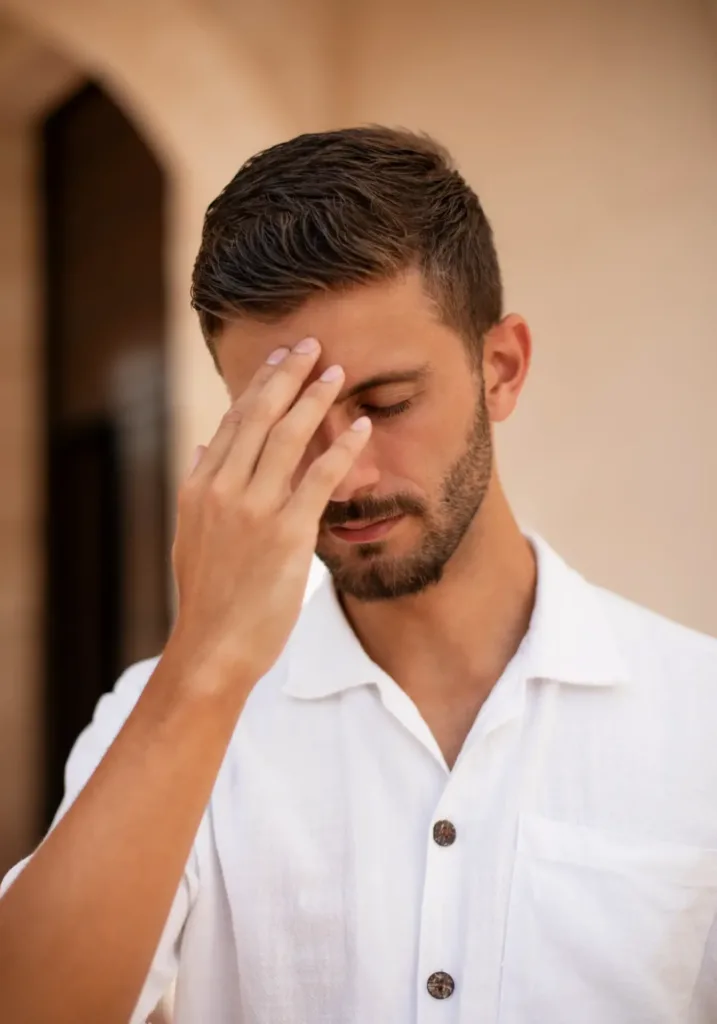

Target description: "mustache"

left=322, top=493, right=426, bottom=528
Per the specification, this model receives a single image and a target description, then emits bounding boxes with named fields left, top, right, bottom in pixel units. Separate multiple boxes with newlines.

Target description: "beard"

left=315, top=386, right=493, bottom=602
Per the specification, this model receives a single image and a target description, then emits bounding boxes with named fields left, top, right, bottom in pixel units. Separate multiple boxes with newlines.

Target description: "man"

left=1, top=127, right=717, bottom=1024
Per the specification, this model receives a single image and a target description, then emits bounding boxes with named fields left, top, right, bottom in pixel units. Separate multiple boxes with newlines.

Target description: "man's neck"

left=341, top=487, right=537, bottom=711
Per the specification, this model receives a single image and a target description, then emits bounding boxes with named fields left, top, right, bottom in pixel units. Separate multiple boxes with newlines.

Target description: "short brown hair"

left=191, top=126, right=503, bottom=363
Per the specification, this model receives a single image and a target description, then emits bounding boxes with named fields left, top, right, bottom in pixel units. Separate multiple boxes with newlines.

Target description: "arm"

left=0, top=339, right=370, bottom=1024
left=0, top=651, right=248, bottom=1024
left=0, top=659, right=197, bottom=1023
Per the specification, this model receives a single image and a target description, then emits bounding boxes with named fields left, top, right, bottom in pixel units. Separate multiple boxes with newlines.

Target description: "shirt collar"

left=282, top=534, right=631, bottom=701
left=283, top=575, right=389, bottom=700
left=523, top=534, right=631, bottom=687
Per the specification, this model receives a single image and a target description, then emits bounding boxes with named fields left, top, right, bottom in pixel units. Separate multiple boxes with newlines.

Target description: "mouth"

left=328, top=514, right=405, bottom=545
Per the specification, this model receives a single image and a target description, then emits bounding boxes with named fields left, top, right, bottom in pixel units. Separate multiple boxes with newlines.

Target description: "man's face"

left=217, top=271, right=495, bottom=602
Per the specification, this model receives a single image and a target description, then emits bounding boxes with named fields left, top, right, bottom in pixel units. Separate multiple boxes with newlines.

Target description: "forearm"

left=0, top=651, right=247, bottom=1024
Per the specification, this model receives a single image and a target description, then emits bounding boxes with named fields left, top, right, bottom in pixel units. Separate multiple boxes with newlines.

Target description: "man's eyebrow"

left=336, top=364, right=431, bottom=404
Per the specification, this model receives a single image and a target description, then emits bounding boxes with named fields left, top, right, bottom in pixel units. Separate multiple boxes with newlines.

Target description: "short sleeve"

left=0, top=657, right=199, bottom=1022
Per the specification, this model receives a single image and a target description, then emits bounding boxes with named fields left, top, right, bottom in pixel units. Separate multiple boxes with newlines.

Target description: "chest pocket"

left=498, top=814, right=717, bottom=1024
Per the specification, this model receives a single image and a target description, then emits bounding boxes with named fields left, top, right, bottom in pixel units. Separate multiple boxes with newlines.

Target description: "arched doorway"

left=42, top=81, right=169, bottom=824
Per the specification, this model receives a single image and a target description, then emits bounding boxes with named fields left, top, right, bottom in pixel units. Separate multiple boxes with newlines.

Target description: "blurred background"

left=0, top=0, right=716, bottom=881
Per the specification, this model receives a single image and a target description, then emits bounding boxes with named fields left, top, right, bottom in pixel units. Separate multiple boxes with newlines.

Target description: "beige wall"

left=0, top=0, right=715, bottom=867
left=339, top=0, right=717, bottom=634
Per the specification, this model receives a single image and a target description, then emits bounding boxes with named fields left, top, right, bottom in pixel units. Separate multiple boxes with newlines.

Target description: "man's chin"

left=316, top=548, right=446, bottom=603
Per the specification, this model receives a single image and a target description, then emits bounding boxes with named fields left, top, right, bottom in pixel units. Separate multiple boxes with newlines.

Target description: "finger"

left=227, top=345, right=293, bottom=416
left=189, top=352, right=286, bottom=483
left=288, top=417, right=373, bottom=524
left=188, top=445, right=207, bottom=476
left=248, top=364, right=346, bottom=504
left=190, top=343, right=295, bottom=482
left=219, top=337, right=324, bottom=485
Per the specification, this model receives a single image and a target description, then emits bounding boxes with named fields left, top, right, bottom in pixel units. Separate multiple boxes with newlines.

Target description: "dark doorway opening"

left=42, top=83, right=169, bottom=827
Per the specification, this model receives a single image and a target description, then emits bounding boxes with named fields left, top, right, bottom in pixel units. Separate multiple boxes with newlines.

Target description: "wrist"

left=158, top=626, right=257, bottom=707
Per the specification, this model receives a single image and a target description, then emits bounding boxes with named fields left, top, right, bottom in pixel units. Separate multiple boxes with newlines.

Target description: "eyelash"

left=361, top=399, right=413, bottom=420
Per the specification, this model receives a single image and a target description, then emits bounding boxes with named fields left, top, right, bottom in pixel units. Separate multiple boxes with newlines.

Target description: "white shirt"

left=4, top=536, right=717, bottom=1023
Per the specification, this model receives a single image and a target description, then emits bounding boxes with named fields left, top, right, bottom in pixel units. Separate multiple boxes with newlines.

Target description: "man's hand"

left=168, top=336, right=371, bottom=688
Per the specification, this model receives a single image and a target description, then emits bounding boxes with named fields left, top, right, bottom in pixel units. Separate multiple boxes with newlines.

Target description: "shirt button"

left=433, top=820, right=457, bottom=846
left=427, top=971, right=455, bottom=999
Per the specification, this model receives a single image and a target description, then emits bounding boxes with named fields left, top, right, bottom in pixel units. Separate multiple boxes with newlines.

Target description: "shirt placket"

left=415, top=660, right=529, bottom=1023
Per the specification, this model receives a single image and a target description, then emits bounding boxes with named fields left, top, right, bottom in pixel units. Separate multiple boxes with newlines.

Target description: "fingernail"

left=190, top=445, right=205, bottom=472
left=294, top=337, right=319, bottom=355
left=266, top=347, right=290, bottom=365
left=320, top=364, right=344, bottom=383
left=351, top=416, right=372, bottom=432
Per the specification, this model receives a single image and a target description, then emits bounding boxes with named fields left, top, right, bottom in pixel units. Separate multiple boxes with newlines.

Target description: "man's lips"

left=328, top=514, right=404, bottom=544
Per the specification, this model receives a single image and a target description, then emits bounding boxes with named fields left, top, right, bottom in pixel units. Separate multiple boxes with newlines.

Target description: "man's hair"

left=191, top=126, right=503, bottom=363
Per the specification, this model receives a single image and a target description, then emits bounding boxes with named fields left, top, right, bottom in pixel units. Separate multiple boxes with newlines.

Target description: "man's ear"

left=482, top=315, right=532, bottom=423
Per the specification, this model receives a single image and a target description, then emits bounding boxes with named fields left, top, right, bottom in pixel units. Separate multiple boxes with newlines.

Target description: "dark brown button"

left=427, top=971, right=455, bottom=999
left=433, top=820, right=457, bottom=846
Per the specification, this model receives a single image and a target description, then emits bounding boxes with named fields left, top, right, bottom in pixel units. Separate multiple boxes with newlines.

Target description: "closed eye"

left=361, top=399, right=413, bottom=420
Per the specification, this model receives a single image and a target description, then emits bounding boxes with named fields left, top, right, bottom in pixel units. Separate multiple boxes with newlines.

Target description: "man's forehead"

left=215, top=274, right=446, bottom=383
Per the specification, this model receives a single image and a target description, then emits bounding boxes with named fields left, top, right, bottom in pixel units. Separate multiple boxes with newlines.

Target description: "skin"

left=218, top=269, right=537, bottom=766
